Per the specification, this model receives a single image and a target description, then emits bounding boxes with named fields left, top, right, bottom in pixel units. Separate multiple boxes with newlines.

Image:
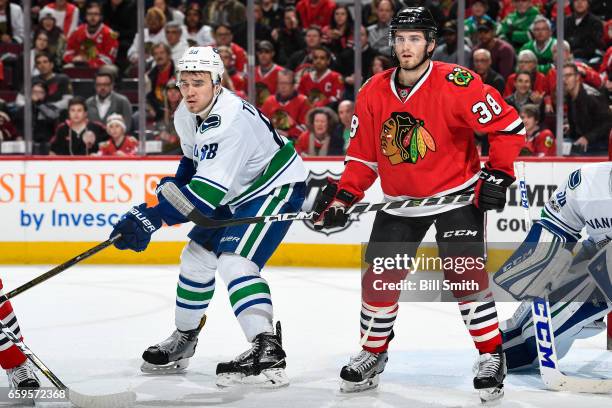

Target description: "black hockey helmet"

left=388, top=7, right=438, bottom=46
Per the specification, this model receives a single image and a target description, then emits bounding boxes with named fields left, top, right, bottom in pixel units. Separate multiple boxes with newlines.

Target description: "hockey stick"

left=0, top=321, right=136, bottom=408
left=516, top=162, right=612, bottom=393
left=159, top=182, right=474, bottom=229
left=0, top=235, right=120, bottom=303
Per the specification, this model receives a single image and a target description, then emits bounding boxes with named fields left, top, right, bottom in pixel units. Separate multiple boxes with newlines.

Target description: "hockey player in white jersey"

left=110, top=46, right=307, bottom=387
left=494, top=162, right=612, bottom=370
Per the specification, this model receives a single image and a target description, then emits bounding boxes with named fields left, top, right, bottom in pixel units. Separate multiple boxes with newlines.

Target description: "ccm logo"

left=130, top=208, right=157, bottom=232
left=442, top=230, right=478, bottom=238
left=533, top=297, right=556, bottom=369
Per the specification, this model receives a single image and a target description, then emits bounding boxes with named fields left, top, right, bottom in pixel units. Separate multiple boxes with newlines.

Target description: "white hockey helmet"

left=177, top=46, right=225, bottom=84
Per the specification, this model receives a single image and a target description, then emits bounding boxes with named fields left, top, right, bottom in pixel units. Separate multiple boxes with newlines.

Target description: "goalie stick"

left=0, top=235, right=120, bottom=304
left=0, top=321, right=136, bottom=408
left=516, top=161, right=612, bottom=393
left=159, top=182, right=474, bottom=228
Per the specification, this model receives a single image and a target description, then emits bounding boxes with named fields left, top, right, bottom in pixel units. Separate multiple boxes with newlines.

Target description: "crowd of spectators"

left=0, top=0, right=610, bottom=157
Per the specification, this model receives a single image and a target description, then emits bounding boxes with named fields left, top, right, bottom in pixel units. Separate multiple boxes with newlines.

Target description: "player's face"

left=69, top=104, right=86, bottom=123
left=179, top=72, right=217, bottom=113
left=393, top=31, right=434, bottom=70
left=107, top=122, right=124, bottom=139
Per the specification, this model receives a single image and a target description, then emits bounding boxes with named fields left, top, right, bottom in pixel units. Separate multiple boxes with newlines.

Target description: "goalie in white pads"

left=494, top=162, right=612, bottom=370
left=110, top=46, right=307, bottom=387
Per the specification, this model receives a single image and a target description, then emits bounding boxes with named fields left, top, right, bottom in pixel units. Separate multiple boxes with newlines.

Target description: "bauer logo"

left=144, top=174, right=173, bottom=206
left=302, top=171, right=362, bottom=236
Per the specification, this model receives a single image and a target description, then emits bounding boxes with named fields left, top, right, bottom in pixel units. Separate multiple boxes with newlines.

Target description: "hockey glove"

left=313, top=180, right=358, bottom=230
left=473, top=166, right=515, bottom=211
left=111, top=203, right=163, bottom=252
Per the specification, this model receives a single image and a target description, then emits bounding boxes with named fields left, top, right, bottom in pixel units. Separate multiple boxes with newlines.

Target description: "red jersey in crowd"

left=255, top=64, right=284, bottom=107
left=503, top=71, right=549, bottom=97
left=231, top=43, right=247, bottom=72
left=63, top=24, right=118, bottom=68
left=98, top=136, right=139, bottom=156
left=524, top=128, right=556, bottom=156
left=296, top=0, right=336, bottom=29
left=339, top=62, right=525, bottom=215
left=297, top=69, right=344, bottom=107
left=547, top=62, right=603, bottom=91
left=261, top=93, right=311, bottom=140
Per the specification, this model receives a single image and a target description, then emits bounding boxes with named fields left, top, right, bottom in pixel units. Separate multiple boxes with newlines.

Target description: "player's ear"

left=427, top=39, right=436, bottom=54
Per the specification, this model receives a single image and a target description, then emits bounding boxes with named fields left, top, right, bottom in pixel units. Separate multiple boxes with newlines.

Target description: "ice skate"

left=340, top=349, right=388, bottom=393
left=141, top=316, right=206, bottom=374
left=6, top=360, right=40, bottom=388
left=216, top=321, right=288, bottom=388
left=474, top=346, right=506, bottom=403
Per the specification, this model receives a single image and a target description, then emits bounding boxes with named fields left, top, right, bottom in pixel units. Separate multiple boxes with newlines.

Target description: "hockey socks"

left=0, top=282, right=26, bottom=370
left=360, top=302, right=398, bottom=353
left=459, top=292, right=502, bottom=354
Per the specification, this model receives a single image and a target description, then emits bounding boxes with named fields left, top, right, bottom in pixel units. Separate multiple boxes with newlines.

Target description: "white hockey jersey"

left=542, top=162, right=612, bottom=245
left=174, top=89, right=307, bottom=210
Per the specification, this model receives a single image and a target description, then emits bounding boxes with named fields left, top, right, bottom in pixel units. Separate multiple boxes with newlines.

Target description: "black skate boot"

left=6, top=361, right=40, bottom=388
left=474, top=346, right=506, bottom=403
left=340, top=349, right=388, bottom=393
left=216, top=321, right=288, bottom=388
left=141, top=316, right=206, bottom=374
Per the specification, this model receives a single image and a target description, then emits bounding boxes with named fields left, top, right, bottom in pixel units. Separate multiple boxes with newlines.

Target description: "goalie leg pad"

left=494, top=221, right=574, bottom=300
left=587, top=242, right=612, bottom=304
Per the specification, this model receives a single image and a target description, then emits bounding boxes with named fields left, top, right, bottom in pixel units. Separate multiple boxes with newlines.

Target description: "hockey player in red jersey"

left=0, top=280, right=40, bottom=389
left=297, top=46, right=344, bottom=108
left=314, top=7, right=525, bottom=402
left=63, top=2, right=118, bottom=68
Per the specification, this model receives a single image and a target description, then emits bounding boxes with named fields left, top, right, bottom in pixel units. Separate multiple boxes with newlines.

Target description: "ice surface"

left=1, top=266, right=611, bottom=407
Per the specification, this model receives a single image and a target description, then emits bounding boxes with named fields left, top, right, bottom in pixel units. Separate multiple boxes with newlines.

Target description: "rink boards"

left=0, top=156, right=605, bottom=267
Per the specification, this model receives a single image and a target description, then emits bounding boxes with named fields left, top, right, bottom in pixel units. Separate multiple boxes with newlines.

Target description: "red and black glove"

left=473, top=166, right=515, bottom=211
left=313, top=180, right=358, bottom=230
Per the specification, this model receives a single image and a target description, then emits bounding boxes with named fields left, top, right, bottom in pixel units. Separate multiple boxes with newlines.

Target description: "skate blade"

left=340, top=374, right=380, bottom=393
left=479, top=385, right=504, bottom=403
left=140, top=358, right=189, bottom=374
left=216, top=368, right=289, bottom=389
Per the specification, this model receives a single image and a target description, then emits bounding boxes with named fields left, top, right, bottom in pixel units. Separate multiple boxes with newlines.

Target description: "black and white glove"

left=473, top=166, right=515, bottom=211
left=313, top=180, right=358, bottom=230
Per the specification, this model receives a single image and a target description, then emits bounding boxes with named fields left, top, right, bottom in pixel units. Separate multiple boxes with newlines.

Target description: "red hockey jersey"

left=340, top=62, right=525, bottom=216
left=524, top=128, right=556, bottom=157
left=63, top=24, right=118, bottom=68
left=255, top=64, right=284, bottom=107
left=297, top=69, right=344, bottom=107
left=97, top=136, right=139, bottom=156
left=261, top=93, right=311, bottom=140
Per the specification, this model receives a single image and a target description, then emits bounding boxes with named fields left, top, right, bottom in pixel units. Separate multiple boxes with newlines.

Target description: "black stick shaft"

left=0, top=321, right=67, bottom=389
left=0, top=236, right=119, bottom=303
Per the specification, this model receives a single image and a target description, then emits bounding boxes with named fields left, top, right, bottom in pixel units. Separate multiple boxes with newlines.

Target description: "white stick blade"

left=541, top=366, right=612, bottom=393
left=69, top=389, right=136, bottom=408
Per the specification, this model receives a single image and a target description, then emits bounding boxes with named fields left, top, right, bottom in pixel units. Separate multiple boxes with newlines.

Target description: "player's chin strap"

left=516, top=161, right=612, bottom=393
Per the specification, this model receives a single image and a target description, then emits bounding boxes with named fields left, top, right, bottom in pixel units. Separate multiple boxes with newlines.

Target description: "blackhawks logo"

left=380, top=112, right=436, bottom=165
left=446, top=67, right=474, bottom=87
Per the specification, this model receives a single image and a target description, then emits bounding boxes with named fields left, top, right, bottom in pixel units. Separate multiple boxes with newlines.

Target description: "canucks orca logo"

left=199, top=114, right=221, bottom=133
left=303, top=171, right=364, bottom=236
left=568, top=169, right=581, bottom=190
